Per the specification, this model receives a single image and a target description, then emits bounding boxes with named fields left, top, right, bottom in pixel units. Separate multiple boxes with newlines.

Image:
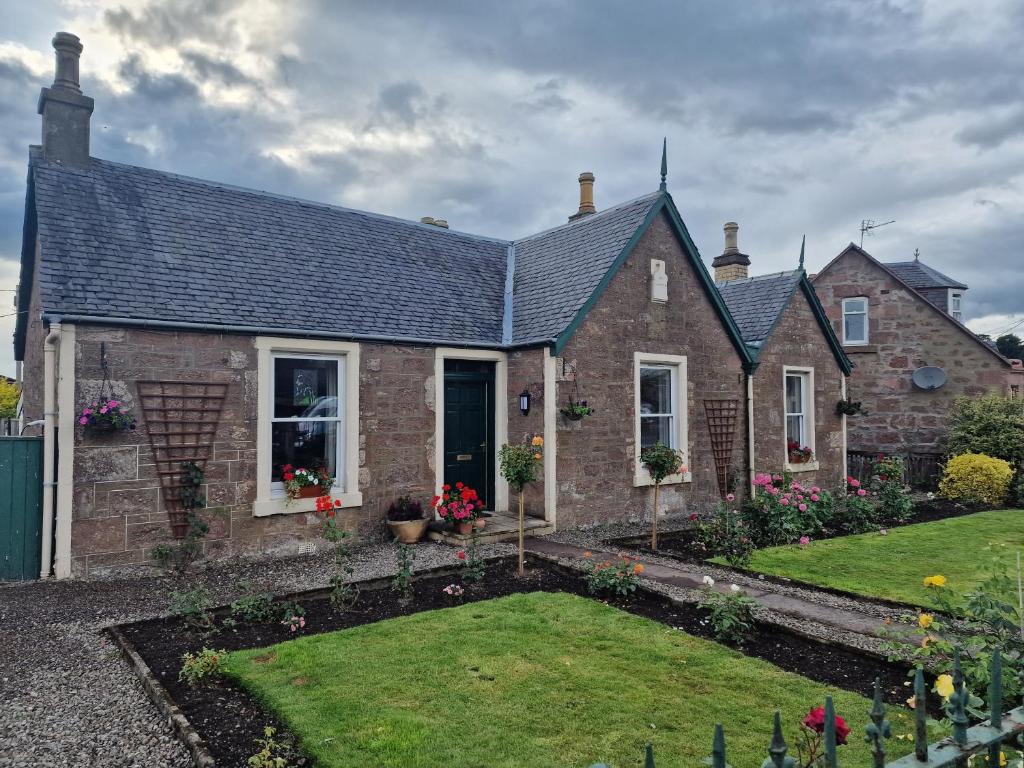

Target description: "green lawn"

left=734, top=509, right=1024, bottom=607
left=225, top=592, right=906, bottom=768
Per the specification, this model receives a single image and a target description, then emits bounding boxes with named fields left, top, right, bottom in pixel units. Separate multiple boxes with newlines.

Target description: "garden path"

left=525, top=537, right=902, bottom=640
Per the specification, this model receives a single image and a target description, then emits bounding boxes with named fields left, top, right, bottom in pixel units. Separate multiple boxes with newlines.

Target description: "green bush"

left=179, top=647, right=227, bottom=687
left=581, top=554, right=644, bottom=597
left=230, top=581, right=278, bottom=624
left=639, top=442, right=684, bottom=484
left=694, top=502, right=754, bottom=567
left=698, top=584, right=757, bottom=645
left=948, top=395, right=1024, bottom=467
left=939, top=453, right=1013, bottom=506
left=870, top=457, right=913, bottom=524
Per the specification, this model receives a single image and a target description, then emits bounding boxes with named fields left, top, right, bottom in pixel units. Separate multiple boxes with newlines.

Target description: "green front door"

left=443, top=361, right=496, bottom=510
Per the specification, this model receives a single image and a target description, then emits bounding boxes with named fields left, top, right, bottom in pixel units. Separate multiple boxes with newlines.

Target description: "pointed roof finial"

left=799, top=235, right=806, bottom=270
left=914, top=247, right=920, bottom=261
left=659, top=137, right=668, bottom=191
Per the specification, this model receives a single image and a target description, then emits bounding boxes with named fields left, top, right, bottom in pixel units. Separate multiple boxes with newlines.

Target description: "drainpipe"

left=40, top=322, right=61, bottom=579
left=746, top=373, right=756, bottom=497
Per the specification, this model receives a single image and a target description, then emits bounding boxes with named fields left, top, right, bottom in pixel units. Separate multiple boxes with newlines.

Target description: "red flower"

left=457, top=551, right=466, bottom=560
left=443, top=484, right=451, bottom=491
left=802, top=707, right=850, bottom=745
left=334, top=499, right=342, bottom=508
left=689, top=513, right=699, bottom=521
left=456, top=481, right=464, bottom=489
left=282, top=464, right=293, bottom=471
left=283, top=472, right=295, bottom=481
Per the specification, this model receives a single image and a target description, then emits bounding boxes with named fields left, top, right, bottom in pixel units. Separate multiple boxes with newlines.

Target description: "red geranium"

left=433, top=483, right=481, bottom=523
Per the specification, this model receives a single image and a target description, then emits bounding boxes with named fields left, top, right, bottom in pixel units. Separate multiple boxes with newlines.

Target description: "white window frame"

left=254, top=337, right=362, bottom=517
left=949, top=291, right=963, bottom=321
left=783, top=365, right=818, bottom=473
left=842, top=297, right=869, bottom=345
left=633, top=352, right=691, bottom=487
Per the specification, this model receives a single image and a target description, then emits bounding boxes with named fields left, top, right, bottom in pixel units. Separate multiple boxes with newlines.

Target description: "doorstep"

left=427, top=512, right=554, bottom=546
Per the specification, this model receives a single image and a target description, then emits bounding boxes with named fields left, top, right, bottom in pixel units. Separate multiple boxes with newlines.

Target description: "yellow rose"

left=923, top=575, right=947, bottom=588
left=531, top=436, right=544, bottom=447
left=918, top=614, right=934, bottom=629
left=934, top=674, right=955, bottom=701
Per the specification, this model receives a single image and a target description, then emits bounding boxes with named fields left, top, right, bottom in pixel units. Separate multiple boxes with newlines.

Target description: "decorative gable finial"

left=914, top=247, right=920, bottom=261
left=799, top=235, right=806, bottom=270
left=659, top=138, right=668, bottom=191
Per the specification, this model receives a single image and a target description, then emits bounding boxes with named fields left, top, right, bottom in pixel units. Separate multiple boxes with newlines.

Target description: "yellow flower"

left=906, top=696, right=916, bottom=709
left=634, top=564, right=645, bottom=574
left=918, top=614, right=934, bottom=629
left=531, top=436, right=544, bottom=447
left=934, top=674, right=955, bottom=701
left=923, top=575, right=947, bottom=588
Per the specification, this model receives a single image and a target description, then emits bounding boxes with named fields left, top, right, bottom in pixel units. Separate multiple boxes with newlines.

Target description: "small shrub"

left=699, top=582, right=757, bottom=644
left=833, top=476, right=879, bottom=535
left=870, top=456, right=913, bottom=524
left=796, top=706, right=851, bottom=767
left=582, top=553, right=644, bottom=597
left=169, top=585, right=215, bottom=631
left=280, top=604, right=306, bottom=633
left=694, top=502, right=754, bottom=567
left=247, top=726, right=296, bottom=768
left=939, top=453, right=1013, bottom=506
left=230, top=581, right=278, bottom=624
left=315, top=496, right=359, bottom=611
left=151, top=510, right=211, bottom=577
left=392, top=542, right=415, bottom=601
left=459, top=532, right=487, bottom=583
left=948, top=395, right=1024, bottom=468
left=743, top=472, right=835, bottom=546
left=178, top=647, right=227, bottom=687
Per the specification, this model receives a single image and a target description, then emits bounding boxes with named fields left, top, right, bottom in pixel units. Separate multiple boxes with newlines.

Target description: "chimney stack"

left=569, top=171, right=596, bottom=221
left=420, top=216, right=449, bottom=229
left=38, top=32, right=93, bottom=167
left=712, top=222, right=751, bottom=282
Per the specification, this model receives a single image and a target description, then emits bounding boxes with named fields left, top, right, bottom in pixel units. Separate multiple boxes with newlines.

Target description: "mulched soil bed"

left=116, top=555, right=916, bottom=768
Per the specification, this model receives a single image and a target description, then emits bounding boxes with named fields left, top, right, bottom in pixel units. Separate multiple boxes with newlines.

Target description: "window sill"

left=785, top=461, right=820, bottom=474
left=633, top=470, right=693, bottom=488
left=842, top=344, right=877, bottom=354
left=253, top=489, right=363, bottom=517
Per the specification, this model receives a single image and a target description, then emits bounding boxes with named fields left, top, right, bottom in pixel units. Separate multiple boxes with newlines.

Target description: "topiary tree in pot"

left=499, top=435, right=544, bottom=577
left=640, top=442, right=686, bottom=551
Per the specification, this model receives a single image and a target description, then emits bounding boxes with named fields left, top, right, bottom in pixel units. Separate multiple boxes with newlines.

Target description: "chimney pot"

left=569, top=171, right=596, bottom=221
left=712, top=221, right=751, bottom=282
left=38, top=31, right=93, bottom=166
left=420, top=216, right=435, bottom=225
left=433, top=218, right=449, bottom=229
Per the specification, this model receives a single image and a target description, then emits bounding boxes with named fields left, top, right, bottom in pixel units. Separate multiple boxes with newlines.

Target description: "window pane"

left=640, top=367, right=673, bottom=415
left=271, top=421, right=338, bottom=482
left=274, top=358, right=338, bottom=418
left=844, top=313, right=866, bottom=342
left=844, top=298, right=866, bottom=313
left=786, top=415, right=804, bottom=446
left=785, top=375, right=803, bottom=415
left=641, top=415, right=673, bottom=450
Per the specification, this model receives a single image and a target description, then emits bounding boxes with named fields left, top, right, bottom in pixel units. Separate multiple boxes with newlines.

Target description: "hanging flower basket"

left=78, top=399, right=136, bottom=432
left=560, top=400, right=594, bottom=421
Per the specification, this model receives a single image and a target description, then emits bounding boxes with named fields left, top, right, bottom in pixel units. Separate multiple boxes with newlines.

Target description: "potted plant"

left=385, top=496, right=428, bottom=544
left=432, top=483, right=481, bottom=535
left=282, top=464, right=334, bottom=500
left=787, top=441, right=814, bottom=464
left=836, top=398, right=864, bottom=416
left=560, top=400, right=594, bottom=421
left=78, top=398, right=136, bottom=432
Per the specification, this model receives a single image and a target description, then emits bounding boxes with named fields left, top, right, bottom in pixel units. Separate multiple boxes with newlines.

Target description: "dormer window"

left=950, top=291, right=963, bottom=321
left=842, top=297, right=869, bottom=345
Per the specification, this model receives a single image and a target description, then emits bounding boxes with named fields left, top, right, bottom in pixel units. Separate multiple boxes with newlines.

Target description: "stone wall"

left=555, top=212, right=748, bottom=528
left=68, top=325, right=440, bottom=576
left=750, top=286, right=846, bottom=490
left=814, top=251, right=1010, bottom=454
left=19, top=244, right=46, bottom=428
left=506, top=347, right=546, bottom=518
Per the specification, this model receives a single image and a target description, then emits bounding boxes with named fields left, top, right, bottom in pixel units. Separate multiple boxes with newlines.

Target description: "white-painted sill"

left=785, top=461, right=820, bottom=474
left=253, top=488, right=363, bottom=517
left=633, top=470, right=693, bottom=488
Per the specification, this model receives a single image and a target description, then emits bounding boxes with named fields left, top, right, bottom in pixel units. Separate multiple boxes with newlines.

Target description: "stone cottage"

left=713, top=226, right=852, bottom=492
left=812, top=243, right=1021, bottom=458
left=13, top=33, right=849, bottom=577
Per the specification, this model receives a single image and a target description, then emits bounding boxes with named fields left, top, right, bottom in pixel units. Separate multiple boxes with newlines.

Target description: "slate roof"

left=716, top=270, right=803, bottom=348
left=21, top=149, right=663, bottom=350
left=883, top=260, right=967, bottom=290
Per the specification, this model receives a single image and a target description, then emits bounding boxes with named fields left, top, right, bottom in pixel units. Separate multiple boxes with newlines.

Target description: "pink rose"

left=780, top=498, right=790, bottom=506
left=810, top=486, right=820, bottom=494
left=689, top=512, right=698, bottom=521
left=798, top=503, right=807, bottom=512
left=108, top=400, right=119, bottom=407
left=79, top=416, right=88, bottom=425
left=849, top=478, right=861, bottom=488
left=82, top=408, right=92, bottom=415
left=810, top=494, right=820, bottom=502
left=799, top=536, right=811, bottom=547
left=857, top=488, right=867, bottom=496
left=99, top=407, right=108, bottom=414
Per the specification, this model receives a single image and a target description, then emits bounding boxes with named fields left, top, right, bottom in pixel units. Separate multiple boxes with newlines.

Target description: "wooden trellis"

left=703, top=399, right=740, bottom=499
left=137, top=380, right=228, bottom=538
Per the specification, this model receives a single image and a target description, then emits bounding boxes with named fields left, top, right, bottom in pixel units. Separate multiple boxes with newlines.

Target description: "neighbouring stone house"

left=14, top=33, right=850, bottom=577
left=812, top=243, right=1022, bottom=459
left=713, top=225, right=852, bottom=492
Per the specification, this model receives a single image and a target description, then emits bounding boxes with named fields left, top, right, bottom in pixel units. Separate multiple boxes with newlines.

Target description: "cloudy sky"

left=1, top=0, right=1023, bottom=376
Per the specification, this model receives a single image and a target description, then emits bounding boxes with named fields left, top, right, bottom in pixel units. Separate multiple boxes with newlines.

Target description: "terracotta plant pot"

left=788, top=454, right=812, bottom=464
left=475, top=517, right=486, bottom=530
left=297, top=485, right=323, bottom=499
left=387, top=517, right=428, bottom=544
left=455, top=521, right=474, bottom=535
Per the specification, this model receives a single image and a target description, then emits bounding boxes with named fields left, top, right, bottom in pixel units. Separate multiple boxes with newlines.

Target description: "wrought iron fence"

left=847, top=451, right=945, bottom=491
left=591, top=650, right=1022, bottom=768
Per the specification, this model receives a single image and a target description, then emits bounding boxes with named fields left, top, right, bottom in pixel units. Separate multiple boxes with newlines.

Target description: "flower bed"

left=111, top=555, right=916, bottom=767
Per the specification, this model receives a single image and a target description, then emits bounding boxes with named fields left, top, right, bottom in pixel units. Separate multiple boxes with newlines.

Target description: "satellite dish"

left=912, top=366, right=947, bottom=390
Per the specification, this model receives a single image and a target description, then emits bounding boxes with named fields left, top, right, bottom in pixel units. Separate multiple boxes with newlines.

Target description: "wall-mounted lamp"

left=519, top=389, right=531, bottom=416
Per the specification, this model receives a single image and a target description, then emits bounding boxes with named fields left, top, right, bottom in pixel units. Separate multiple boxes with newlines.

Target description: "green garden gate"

left=0, top=437, right=43, bottom=580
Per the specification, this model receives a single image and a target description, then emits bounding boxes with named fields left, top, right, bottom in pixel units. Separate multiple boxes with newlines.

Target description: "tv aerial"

left=859, top=218, right=895, bottom=248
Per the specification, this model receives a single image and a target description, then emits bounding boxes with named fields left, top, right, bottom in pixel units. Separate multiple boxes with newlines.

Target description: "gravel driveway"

left=0, top=541, right=507, bottom=767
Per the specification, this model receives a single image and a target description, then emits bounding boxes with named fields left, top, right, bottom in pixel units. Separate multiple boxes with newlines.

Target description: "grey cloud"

left=956, top=106, right=1024, bottom=149
left=180, top=50, right=253, bottom=86
left=103, top=0, right=245, bottom=48
left=375, top=81, right=428, bottom=126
